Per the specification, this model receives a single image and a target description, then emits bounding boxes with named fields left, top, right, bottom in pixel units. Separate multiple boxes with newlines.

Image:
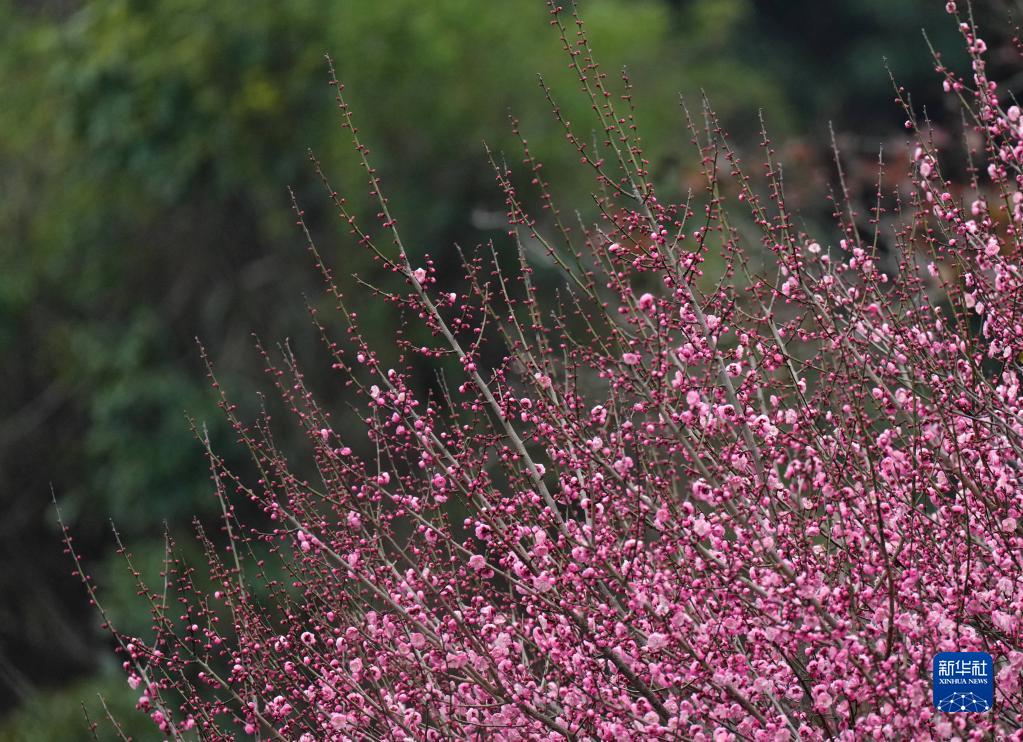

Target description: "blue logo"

left=933, top=652, right=994, bottom=712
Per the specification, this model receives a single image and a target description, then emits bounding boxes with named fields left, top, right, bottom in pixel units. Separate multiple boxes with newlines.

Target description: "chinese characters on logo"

left=932, top=652, right=994, bottom=713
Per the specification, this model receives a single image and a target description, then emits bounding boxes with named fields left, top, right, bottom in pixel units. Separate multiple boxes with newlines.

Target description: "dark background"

left=0, top=0, right=1008, bottom=737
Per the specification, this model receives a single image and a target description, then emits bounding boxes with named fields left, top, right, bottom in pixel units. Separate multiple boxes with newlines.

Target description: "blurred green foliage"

left=0, top=0, right=971, bottom=736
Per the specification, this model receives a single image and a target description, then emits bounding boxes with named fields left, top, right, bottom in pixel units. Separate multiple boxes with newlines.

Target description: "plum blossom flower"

left=645, top=632, right=669, bottom=652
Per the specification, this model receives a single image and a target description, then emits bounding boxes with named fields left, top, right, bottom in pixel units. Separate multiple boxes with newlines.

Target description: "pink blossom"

left=645, top=632, right=669, bottom=652
left=692, top=517, right=711, bottom=538
left=84, top=14, right=1023, bottom=740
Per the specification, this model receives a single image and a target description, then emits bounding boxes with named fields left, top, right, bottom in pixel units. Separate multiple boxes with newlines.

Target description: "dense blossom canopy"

left=68, top=3, right=1023, bottom=739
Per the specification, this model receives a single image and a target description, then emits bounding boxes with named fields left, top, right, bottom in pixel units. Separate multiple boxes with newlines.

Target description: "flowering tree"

left=66, top=2, right=1023, bottom=738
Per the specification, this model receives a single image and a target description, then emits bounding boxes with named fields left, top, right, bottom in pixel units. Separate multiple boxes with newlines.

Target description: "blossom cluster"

left=67, top=3, right=1023, bottom=739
